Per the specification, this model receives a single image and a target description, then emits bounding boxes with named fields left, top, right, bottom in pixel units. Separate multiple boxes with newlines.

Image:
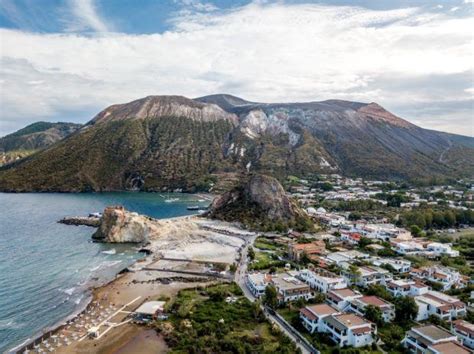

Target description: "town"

left=239, top=174, right=474, bottom=353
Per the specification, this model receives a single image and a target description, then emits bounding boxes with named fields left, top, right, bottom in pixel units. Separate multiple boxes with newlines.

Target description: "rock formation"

left=92, top=205, right=161, bottom=243
left=208, top=174, right=312, bottom=231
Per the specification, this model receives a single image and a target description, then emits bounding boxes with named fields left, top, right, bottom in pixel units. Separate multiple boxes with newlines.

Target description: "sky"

left=0, top=0, right=473, bottom=137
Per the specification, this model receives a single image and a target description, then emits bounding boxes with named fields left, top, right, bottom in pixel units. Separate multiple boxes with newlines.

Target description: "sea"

left=0, top=192, right=209, bottom=353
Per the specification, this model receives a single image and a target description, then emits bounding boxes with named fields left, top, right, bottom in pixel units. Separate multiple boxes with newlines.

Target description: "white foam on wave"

left=63, top=287, right=75, bottom=296
left=89, top=265, right=101, bottom=272
left=102, top=249, right=116, bottom=255
left=0, top=319, right=25, bottom=330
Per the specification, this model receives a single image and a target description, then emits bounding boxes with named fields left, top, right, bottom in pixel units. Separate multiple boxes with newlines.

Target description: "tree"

left=364, top=305, right=384, bottom=326
left=358, top=237, right=373, bottom=249
left=366, top=284, right=393, bottom=302
left=248, top=246, right=255, bottom=261
left=347, top=264, right=361, bottom=285
left=251, top=299, right=264, bottom=320
left=229, top=263, right=237, bottom=273
left=395, top=296, right=418, bottom=323
left=410, top=225, right=422, bottom=237
left=300, top=252, right=311, bottom=265
left=263, top=284, right=278, bottom=309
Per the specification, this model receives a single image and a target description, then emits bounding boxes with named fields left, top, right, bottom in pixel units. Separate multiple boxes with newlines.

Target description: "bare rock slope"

left=92, top=206, right=161, bottom=243
left=208, top=174, right=312, bottom=231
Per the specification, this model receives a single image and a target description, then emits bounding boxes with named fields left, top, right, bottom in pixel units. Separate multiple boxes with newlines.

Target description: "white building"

left=270, top=274, right=314, bottom=303
left=369, top=257, right=411, bottom=273
left=327, top=288, right=363, bottom=311
left=347, top=295, right=395, bottom=322
left=325, top=251, right=370, bottom=266
left=414, top=291, right=467, bottom=321
left=297, top=269, right=347, bottom=293
left=452, top=320, right=474, bottom=349
left=385, top=279, right=429, bottom=297
left=392, top=241, right=425, bottom=255
left=322, top=313, right=377, bottom=348
left=300, top=303, right=340, bottom=333
left=246, top=273, right=270, bottom=298
left=403, top=325, right=470, bottom=354
left=342, top=265, right=393, bottom=288
left=410, top=266, right=466, bottom=291
left=427, top=243, right=460, bottom=258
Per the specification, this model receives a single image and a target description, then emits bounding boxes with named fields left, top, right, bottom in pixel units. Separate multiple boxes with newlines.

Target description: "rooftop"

left=357, top=295, right=392, bottom=308
left=272, top=275, right=309, bottom=291
left=333, top=313, right=370, bottom=328
left=329, top=287, right=360, bottom=299
left=306, top=303, right=339, bottom=317
left=412, top=325, right=455, bottom=342
left=429, top=341, right=471, bottom=354
left=135, top=301, right=166, bottom=315
left=453, top=319, right=474, bottom=335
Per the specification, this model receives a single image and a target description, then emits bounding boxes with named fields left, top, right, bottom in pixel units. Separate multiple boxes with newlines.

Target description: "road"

left=234, top=237, right=317, bottom=354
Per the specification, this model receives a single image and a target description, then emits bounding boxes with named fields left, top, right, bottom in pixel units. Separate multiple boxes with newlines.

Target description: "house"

left=414, top=291, right=467, bottom=321
left=270, top=274, right=314, bottom=303
left=322, top=313, right=377, bottom=348
left=452, top=320, right=474, bottom=349
left=342, top=265, right=393, bottom=288
left=426, top=243, right=460, bottom=258
left=341, top=232, right=362, bottom=245
left=369, top=257, right=411, bottom=273
left=300, top=303, right=340, bottom=333
left=246, top=272, right=314, bottom=303
left=246, top=272, right=271, bottom=297
left=391, top=240, right=425, bottom=255
left=403, top=325, right=470, bottom=354
left=347, top=295, right=395, bottom=322
left=297, top=269, right=347, bottom=293
left=325, top=250, right=370, bottom=266
left=327, top=288, right=363, bottom=311
left=386, top=279, right=429, bottom=297
left=410, top=266, right=466, bottom=291
left=133, top=301, right=166, bottom=322
left=288, top=240, right=326, bottom=261
left=373, top=256, right=412, bottom=273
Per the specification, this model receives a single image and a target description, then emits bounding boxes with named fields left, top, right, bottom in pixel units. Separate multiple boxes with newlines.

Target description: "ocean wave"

left=0, top=319, right=25, bottom=330
left=63, top=287, right=76, bottom=296
left=102, top=249, right=116, bottom=255
left=89, top=265, right=101, bottom=272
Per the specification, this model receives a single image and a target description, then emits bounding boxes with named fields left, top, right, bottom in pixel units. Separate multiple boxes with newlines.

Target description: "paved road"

left=234, top=238, right=317, bottom=354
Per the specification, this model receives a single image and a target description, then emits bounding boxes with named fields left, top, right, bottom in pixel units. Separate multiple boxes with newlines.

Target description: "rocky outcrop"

left=92, top=205, right=161, bottom=243
left=207, top=174, right=312, bottom=231
left=58, top=216, right=100, bottom=227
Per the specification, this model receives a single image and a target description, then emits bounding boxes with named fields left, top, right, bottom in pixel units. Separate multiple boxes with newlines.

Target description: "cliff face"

left=208, top=174, right=312, bottom=231
left=92, top=206, right=161, bottom=243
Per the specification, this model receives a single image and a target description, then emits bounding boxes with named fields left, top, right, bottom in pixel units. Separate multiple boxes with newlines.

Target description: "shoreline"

left=8, top=264, right=132, bottom=354
left=9, top=213, right=242, bottom=354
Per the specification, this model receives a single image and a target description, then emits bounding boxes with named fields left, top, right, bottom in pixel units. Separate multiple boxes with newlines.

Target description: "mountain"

left=0, top=122, right=81, bottom=166
left=0, top=94, right=472, bottom=192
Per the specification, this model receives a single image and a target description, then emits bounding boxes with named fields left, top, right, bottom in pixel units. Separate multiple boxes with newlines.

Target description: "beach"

left=14, top=216, right=252, bottom=354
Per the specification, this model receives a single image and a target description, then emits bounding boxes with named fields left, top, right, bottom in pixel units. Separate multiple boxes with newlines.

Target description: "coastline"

left=8, top=263, right=131, bottom=354
left=9, top=213, right=246, bottom=354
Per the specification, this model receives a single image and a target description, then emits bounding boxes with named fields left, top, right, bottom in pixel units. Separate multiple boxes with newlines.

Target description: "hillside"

left=0, top=94, right=472, bottom=192
left=0, top=122, right=81, bottom=165
left=208, top=174, right=313, bottom=231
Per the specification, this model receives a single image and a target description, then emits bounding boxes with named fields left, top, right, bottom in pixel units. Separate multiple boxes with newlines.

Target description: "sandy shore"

left=16, top=216, right=251, bottom=354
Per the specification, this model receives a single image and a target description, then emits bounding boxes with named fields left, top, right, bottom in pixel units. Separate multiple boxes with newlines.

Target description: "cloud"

left=62, top=0, right=112, bottom=32
left=0, top=2, right=472, bottom=136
